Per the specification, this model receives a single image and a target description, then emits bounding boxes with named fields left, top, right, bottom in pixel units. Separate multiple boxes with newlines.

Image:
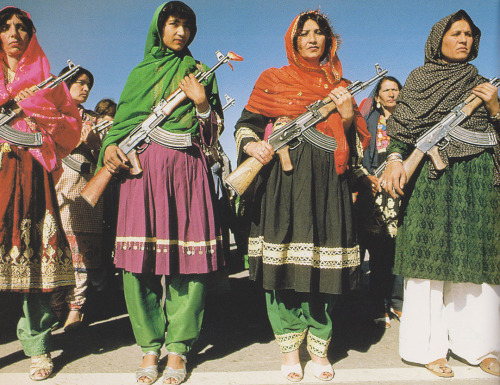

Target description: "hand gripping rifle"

left=225, top=63, right=388, bottom=197
left=0, top=60, right=80, bottom=147
left=377, top=77, right=500, bottom=182
left=80, top=51, right=243, bottom=207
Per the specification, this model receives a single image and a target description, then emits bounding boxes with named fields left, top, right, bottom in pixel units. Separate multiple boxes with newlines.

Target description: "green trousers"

left=123, top=271, right=207, bottom=356
left=17, top=292, right=57, bottom=357
left=266, top=289, right=337, bottom=357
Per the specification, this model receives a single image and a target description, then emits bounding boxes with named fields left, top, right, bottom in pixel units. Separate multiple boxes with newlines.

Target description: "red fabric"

left=0, top=7, right=81, bottom=181
left=246, top=11, right=370, bottom=174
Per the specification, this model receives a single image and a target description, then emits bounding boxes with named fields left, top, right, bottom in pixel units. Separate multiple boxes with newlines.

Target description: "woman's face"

left=296, top=19, right=326, bottom=65
left=0, top=15, right=30, bottom=60
left=375, top=80, right=400, bottom=112
left=162, top=15, right=190, bottom=51
left=69, top=74, right=91, bottom=105
left=440, top=19, right=473, bottom=63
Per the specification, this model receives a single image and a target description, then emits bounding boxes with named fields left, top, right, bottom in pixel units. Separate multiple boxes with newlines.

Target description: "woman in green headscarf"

left=99, top=2, right=224, bottom=384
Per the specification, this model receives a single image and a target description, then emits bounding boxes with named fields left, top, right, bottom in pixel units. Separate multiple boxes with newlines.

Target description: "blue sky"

left=9, top=0, right=499, bottom=164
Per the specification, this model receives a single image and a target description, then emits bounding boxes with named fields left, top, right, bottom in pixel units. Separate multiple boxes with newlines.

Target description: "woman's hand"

left=361, top=174, right=381, bottom=195
left=15, top=87, right=36, bottom=102
left=179, top=73, right=210, bottom=114
left=329, top=86, right=354, bottom=129
left=472, top=82, right=499, bottom=118
left=244, top=140, right=274, bottom=165
left=103, top=145, right=130, bottom=174
left=380, top=161, right=406, bottom=199
left=80, top=121, right=101, bottom=149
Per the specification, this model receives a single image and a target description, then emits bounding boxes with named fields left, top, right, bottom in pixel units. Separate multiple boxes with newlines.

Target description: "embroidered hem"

left=275, top=329, right=307, bottom=353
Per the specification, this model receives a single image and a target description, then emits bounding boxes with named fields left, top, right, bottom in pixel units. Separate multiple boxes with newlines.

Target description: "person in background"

left=99, top=2, right=224, bottom=384
left=95, top=98, right=117, bottom=121
left=382, top=9, right=499, bottom=378
left=52, top=66, right=105, bottom=332
left=0, top=6, right=81, bottom=380
left=234, top=10, right=370, bottom=382
left=356, top=76, right=404, bottom=328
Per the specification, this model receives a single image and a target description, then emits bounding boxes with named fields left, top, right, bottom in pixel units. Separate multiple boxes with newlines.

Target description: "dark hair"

left=94, top=98, right=117, bottom=118
left=374, top=76, right=402, bottom=113
left=58, top=66, right=94, bottom=90
left=293, top=12, right=333, bottom=63
left=157, top=1, right=197, bottom=47
left=0, top=7, right=35, bottom=41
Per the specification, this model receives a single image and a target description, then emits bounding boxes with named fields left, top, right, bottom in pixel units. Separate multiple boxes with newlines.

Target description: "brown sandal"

left=480, top=358, right=500, bottom=376
left=425, top=358, right=454, bottom=378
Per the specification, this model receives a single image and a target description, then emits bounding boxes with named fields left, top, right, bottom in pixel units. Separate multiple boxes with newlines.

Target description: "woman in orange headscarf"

left=234, top=11, right=369, bottom=382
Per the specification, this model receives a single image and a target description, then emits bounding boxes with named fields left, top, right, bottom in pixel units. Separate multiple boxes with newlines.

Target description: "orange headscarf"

left=246, top=11, right=370, bottom=174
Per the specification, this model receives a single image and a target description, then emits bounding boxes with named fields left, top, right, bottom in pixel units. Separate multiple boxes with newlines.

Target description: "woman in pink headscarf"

left=0, top=6, right=81, bottom=381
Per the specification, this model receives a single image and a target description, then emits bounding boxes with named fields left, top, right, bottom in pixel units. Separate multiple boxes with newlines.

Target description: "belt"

left=148, top=128, right=193, bottom=149
left=0, top=123, right=43, bottom=147
left=62, top=155, right=92, bottom=174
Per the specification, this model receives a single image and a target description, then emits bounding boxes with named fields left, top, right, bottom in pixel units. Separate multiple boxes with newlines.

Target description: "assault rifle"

left=0, top=60, right=80, bottom=147
left=94, top=119, right=113, bottom=134
left=80, top=51, right=243, bottom=207
left=225, top=63, right=388, bottom=196
left=377, top=77, right=499, bottom=184
left=222, top=94, right=235, bottom=111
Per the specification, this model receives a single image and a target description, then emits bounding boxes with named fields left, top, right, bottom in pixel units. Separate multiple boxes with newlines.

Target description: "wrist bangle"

left=489, top=111, right=500, bottom=121
left=196, top=106, right=211, bottom=119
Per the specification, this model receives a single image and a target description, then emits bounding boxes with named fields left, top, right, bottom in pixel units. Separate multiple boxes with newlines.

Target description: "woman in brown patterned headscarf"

left=382, top=9, right=499, bottom=378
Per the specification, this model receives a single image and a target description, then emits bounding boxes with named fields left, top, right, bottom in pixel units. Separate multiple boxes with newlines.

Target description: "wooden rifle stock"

left=224, top=156, right=265, bottom=197
left=80, top=167, right=114, bottom=207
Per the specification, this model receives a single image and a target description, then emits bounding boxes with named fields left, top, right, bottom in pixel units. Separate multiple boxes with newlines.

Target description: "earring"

left=376, top=102, right=381, bottom=109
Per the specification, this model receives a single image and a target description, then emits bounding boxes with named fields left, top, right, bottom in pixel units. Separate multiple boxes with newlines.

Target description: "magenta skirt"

left=113, top=142, right=224, bottom=275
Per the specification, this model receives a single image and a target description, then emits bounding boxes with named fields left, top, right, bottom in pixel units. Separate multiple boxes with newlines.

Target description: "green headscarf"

left=98, top=2, right=221, bottom=167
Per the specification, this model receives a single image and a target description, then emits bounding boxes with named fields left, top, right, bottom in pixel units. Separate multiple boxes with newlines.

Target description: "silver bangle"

left=490, top=111, right=500, bottom=121
left=196, top=106, right=211, bottom=119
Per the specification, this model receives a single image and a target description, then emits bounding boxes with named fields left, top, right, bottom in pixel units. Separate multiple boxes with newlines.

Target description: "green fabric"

left=97, top=2, right=221, bottom=168
left=17, top=293, right=57, bottom=357
left=392, top=145, right=500, bottom=284
left=265, top=290, right=336, bottom=356
left=123, top=271, right=207, bottom=355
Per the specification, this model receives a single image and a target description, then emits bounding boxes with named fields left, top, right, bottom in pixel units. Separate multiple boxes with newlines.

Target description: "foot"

left=390, top=307, right=402, bottom=320
left=64, top=309, right=83, bottom=332
left=29, top=353, right=53, bottom=381
left=137, top=353, right=159, bottom=384
left=163, top=353, right=186, bottom=384
left=373, top=312, right=391, bottom=329
left=308, top=351, right=333, bottom=381
left=281, top=350, right=302, bottom=382
left=480, top=357, right=500, bottom=376
left=425, top=358, right=454, bottom=378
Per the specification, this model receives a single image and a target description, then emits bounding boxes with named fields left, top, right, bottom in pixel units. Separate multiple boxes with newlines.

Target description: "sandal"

left=162, top=352, right=187, bottom=384
left=64, top=309, right=84, bottom=332
left=29, top=353, right=53, bottom=381
left=136, top=351, right=159, bottom=384
left=480, top=357, right=500, bottom=376
left=311, top=361, right=334, bottom=381
left=425, top=358, right=454, bottom=378
left=281, top=362, right=303, bottom=382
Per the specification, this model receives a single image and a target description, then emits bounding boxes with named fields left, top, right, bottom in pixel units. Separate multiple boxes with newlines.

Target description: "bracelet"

left=386, top=158, right=403, bottom=167
left=489, top=111, right=500, bottom=121
left=196, top=106, right=211, bottom=119
left=386, top=152, right=403, bottom=161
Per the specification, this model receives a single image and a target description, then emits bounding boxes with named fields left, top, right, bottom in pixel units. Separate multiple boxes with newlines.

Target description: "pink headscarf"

left=0, top=6, right=81, bottom=179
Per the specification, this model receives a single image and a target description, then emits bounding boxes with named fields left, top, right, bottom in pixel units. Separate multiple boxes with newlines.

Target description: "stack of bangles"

left=386, top=152, right=403, bottom=166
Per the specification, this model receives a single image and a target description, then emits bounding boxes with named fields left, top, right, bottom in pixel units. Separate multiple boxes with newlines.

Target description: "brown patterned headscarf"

left=387, top=9, right=499, bottom=183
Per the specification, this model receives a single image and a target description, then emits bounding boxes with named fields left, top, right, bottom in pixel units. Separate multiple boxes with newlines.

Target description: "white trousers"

left=399, top=278, right=500, bottom=365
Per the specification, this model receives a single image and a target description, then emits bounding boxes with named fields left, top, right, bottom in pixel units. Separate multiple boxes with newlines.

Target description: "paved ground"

left=0, top=268, right=498, bottom=385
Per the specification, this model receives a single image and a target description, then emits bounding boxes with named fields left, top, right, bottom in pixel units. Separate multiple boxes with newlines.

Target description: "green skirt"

left=394, top=151, right=500, bottom=284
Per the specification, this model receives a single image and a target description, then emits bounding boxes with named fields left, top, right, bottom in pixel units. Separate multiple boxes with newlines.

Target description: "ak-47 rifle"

left=225, top=63, right=388, bottom=197
left=0, top=60, right=80, bottom=147
left=377, top=77, right=500, bottom=183
left=222, top=94, right=235, bottom=112
left=80, top=51, right=243, bottom=207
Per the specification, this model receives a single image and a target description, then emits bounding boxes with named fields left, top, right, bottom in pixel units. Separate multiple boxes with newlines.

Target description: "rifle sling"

left=0, top=123, right=43, bottom=147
